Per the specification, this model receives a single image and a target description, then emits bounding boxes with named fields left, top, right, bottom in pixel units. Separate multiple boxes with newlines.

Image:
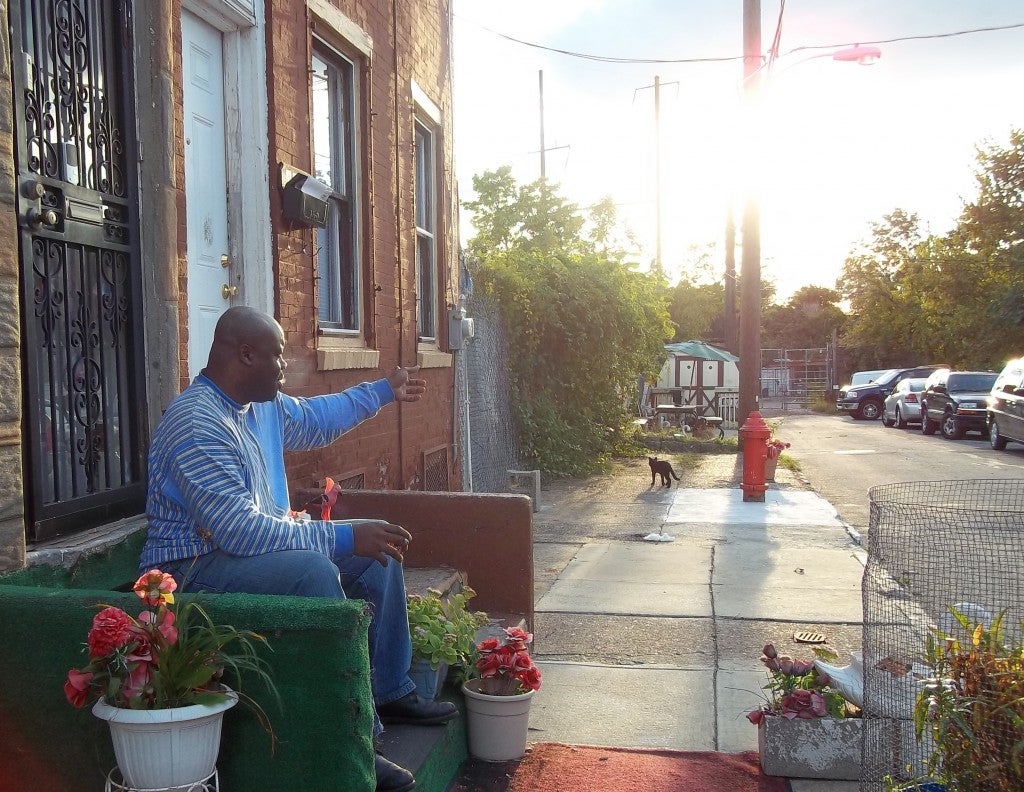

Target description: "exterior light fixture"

left=832, top=44, right=881, bottom=65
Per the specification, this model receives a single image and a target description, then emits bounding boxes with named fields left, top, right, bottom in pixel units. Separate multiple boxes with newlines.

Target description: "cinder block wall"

left=267, top=0, right=460, bottom=495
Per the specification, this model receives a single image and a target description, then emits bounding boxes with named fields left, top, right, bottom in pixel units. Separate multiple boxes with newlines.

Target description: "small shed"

left=649, top=340, right=740, bottom=421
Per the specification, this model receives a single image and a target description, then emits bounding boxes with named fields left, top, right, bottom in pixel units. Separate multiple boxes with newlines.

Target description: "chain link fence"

left=464, top=296, right=524, bottom=493
left=862, top=480, right=1024, bottom=791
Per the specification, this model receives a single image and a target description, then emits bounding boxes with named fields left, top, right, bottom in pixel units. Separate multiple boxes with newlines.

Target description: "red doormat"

left=449, top=743, right=788, bottom=792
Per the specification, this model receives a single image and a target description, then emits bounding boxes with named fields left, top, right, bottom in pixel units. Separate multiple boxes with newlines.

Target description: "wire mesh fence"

left=465, top=296, right=524, bottom=494
left=862, top=480, right=1024, bottom=791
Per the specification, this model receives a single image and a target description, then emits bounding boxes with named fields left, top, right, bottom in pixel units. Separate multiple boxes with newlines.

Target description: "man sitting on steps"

left=139, top=306, right=454, bottom=792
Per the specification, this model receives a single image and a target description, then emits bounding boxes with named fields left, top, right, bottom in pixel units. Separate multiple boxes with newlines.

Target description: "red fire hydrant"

left=739, top=411, right=771, bottom=502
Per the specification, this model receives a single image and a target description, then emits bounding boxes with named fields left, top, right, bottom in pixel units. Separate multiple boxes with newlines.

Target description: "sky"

left=451, top=1, right=1024, bottom=303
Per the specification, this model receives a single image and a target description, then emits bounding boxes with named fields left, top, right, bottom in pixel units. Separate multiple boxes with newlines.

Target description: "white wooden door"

left=182, top=10, right=231, bottom=380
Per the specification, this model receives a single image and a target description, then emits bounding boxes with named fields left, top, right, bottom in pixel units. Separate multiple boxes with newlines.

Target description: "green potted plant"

left=407, top=586, right=488, bottom=699
left=746, top=642, right=862, bottom=780
left=461, top=626, right=543, bottom=761
left=64, top=569, right=277, bottom=791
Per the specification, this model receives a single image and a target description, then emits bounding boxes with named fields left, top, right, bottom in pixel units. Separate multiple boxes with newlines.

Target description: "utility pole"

left=536, top=70, right=569, bottom=180
left=738, top=0, right=761, bottom=427
left=724, top=204, right=737, bottom=351
left=635, top=75, right=677, bottom=279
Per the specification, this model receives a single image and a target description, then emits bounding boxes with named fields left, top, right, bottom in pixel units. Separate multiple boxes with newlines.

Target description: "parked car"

left=920, top=369, right=998, bottom=439
left=836, top=365, right=947, bottom=420
left=881, top=377, right=927, bottom=428
left=987, top=356, right=1024, bottom=450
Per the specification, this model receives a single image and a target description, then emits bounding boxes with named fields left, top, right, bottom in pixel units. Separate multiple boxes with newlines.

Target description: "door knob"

left=221, top=284, right=238, bottom=300
left=220, top=254, right=230, bottom=268
left=25, top=207, right=58, bottom=228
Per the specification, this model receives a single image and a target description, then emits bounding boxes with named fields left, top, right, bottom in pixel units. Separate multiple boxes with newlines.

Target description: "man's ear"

left=238, top=342, right=255, bottom=366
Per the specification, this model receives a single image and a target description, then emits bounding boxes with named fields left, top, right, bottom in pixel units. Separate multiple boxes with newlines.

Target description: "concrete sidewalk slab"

left=537, top=578, right=711, bottom=617
left=666, top=488, right=845, bottom=527
left=530, top=662, right=716, bottom=750
left=555, top=542, right=711, bottom=585
left=536, top=540, right=713, bottom=616
left=713, top=544, right=864, bottom=622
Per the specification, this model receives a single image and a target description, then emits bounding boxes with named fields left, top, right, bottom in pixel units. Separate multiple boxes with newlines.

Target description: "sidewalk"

left=525, top=451, right=866, bottom=792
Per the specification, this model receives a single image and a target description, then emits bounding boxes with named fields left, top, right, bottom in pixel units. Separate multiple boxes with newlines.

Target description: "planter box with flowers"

left=64, top=569, right=278, bottom=791
left=0, top=530, right=379, bottom=792
left=747, top=642, right=863, bottom=780
left=461, top=626, right=543, bottom=762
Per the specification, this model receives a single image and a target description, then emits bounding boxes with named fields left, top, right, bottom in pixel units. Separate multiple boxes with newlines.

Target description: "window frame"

left=311, top=40, right=362, bottom=336
left=414, top=117, right=438, bottom=342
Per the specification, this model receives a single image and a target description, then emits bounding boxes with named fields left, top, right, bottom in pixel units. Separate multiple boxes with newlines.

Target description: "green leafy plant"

left=64, top=570, right=277, bottom=734
left=911, top=607, right=1024, bottom=791
left=746, top=643, right=859, bottom=724
left=408, top=587, right=489, bottom=677
left=465, top=168, right=672, bottom=477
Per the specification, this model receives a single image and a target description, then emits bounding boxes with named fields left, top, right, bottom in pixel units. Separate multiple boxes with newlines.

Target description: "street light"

left=734, top=9, right=881, bottom=428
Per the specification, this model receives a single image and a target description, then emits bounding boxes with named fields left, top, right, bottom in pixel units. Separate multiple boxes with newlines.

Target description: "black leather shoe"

left=377, top=692, right=459, bottom=725
left=375, top=752, right=416, bottom=792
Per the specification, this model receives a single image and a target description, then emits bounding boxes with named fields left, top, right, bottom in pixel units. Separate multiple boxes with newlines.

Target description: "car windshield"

left=873, top=369, right=902, bottom=388
left=949, top=373, right=998, bottom=392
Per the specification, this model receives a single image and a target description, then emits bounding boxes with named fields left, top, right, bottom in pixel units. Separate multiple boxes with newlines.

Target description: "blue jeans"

left=160, top=549, right=415, bottom=735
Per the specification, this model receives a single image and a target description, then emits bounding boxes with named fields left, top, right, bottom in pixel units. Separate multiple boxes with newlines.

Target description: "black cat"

left=648, top=456, right=680, bottom=487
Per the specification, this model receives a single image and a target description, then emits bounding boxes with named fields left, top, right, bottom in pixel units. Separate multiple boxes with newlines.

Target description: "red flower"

left=472, top=626, right=542, bottom=695
left=133, top=570, right=177, bottom=607
left=139, top=607, right=178, bottom=645
left=64, top=669, right=93, bottom=708
left=87, top=607, right=135, bottom=659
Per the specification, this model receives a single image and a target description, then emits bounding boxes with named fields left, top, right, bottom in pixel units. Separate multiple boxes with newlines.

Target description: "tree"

left=762, top=286, right=846, bottom=350
left=837, top=131, right=1024, bottom=371
left=464, top=170, right=672, bottom=476
left=836, top=209, right=927, bottom=366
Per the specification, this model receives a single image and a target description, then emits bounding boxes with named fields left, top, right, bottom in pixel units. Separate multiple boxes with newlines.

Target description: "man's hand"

left=388, top=365, right=426, bottom=403
left=351, top=519, right=413, bottom=566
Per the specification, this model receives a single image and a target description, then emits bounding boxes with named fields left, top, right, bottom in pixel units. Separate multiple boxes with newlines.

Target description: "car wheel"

left=895, top=408, right=907, bottom=429
left=921, top=405, right=937, bottom=435
left=860, top=399, right=882, bottom=420
left=990, top=419, right=1008, bottom=450
left=940, top=412, right=963, bottom=440
left=882, top=411, right=895, bottom=427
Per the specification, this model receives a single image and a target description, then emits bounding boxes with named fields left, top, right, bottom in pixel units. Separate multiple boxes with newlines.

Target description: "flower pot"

left=757, top=714, right=862, bottom=780
left=765, top=455, right=779, bottom=481
left=92, top=689, right=238, bottom=791
left=461, top=679, right=535, bottom=762
left=409, top=658, right=448, bottom=700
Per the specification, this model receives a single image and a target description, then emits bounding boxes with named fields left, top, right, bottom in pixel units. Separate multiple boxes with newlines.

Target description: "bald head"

left=203, top=307, right=287, bottom=404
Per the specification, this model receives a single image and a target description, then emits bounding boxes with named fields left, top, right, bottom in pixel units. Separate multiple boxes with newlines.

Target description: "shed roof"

left=664, top=340, right=739, bottom=363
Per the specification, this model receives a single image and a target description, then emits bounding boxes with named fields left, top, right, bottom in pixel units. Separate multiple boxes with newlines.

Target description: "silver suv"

left=988, top=356, right=1024, bottom=450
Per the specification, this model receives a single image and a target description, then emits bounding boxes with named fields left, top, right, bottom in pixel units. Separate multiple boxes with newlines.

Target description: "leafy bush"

left=912, top=607, right=1024, bottom=791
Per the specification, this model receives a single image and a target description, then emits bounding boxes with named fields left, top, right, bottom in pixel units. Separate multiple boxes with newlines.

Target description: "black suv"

left=836, top=365, right=947, bottom=420
left=920, top=368, right=998, bottom=439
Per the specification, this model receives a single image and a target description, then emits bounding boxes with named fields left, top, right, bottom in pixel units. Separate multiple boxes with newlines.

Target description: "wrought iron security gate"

left=10, top=0, right=146, bottom=541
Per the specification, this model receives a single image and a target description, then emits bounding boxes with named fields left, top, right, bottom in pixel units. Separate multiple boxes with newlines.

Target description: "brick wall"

left=269, top=0, right=459, bottom=497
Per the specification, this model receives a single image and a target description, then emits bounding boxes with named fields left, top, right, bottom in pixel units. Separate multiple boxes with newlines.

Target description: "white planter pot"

left=461, top=679, right=535, bottom=762
left=92, top=689, right=238, bottom=791
left=758, top=715, right=862, bottom=780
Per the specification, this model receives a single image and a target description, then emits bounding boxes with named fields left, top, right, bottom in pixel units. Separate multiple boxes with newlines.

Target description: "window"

left=312, top=44, right=360, bottom=332
left=414, top=120, right=437, bottom=341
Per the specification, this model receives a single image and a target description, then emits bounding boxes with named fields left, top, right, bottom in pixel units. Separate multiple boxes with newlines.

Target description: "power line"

left=456, top=15, right=1024, bottom=66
